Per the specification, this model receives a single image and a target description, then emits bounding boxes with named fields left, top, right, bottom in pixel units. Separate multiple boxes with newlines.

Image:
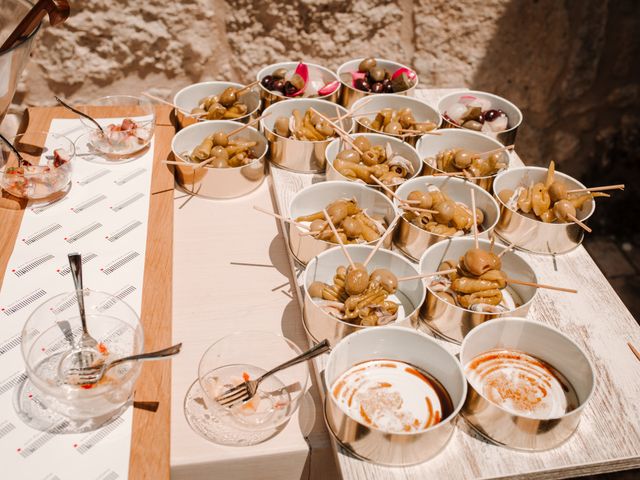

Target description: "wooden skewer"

left=505, top=277, right=577, bottom=294
left=323, top=208, right=355, bottom=268
left=253, top=206, right=310, bottom=231
left=236, top=80, right=260, bottom=95
left=567, top=214, right=592, bottom=233
left=402, top=205, right=438, bottom=215
left=471, top=189, right=479, bottom=249
left=433, top=172, right=466, bottom=177
left=478, top=144, right=515, bottom=157
left=399, top=128, right=441, bottom=136
left=567, top=184, right=625, bottom=194
left=226, top=112, right=271, bottom=138
left=300, top=227, right=344, bottom=237
left=310, top=108, right=363, bottom=155
left=628, top=342, right=640, bottom=362
left=397, top=268, right=457, bottom=282
left=497, top=240, right=517, bottom=258
left=142, top=92, right=205, bottom=117
left=368, top=175, right=419, bottom=205
left=362, top=216, right=400, bottom=268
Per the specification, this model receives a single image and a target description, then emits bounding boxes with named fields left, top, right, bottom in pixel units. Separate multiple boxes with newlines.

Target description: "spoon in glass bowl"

left=56, top=253, right=101, bottom=379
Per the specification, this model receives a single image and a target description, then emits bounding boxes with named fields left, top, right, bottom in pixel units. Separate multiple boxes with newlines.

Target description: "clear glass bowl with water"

left=21, top=290, right=144, bottom=421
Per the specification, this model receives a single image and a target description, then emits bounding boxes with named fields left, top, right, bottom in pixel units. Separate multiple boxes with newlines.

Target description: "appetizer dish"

left=443, top=93, right=510, bottom=134
left=343, top=57, right=417, bottom=94
left=272, top=108, right=337, bottom=141
left=308, top=262, right=399, bottom=327
left=190, top=87, right=254, bottom=120
left=295, top=197, right=387, bottom=244
left=359, top=107, right=437, bottom=135
left=330, top=358, right=453, bottom=433
left=403, top=185, right=484, bottom=237
left=428, top=147, right=508, bottom=178
left=259, top=62, right=340, bottom=99
left=90, top=117, right=153, bottom=156
left=464, top=348, right=578, bottom=420
left=185, top=131, right=259, bottom=168
left=497, top=161, right=606, bottom=225
left=332, top=136, right=416, bottom=187
left=1, top=148, right=71, bottom=198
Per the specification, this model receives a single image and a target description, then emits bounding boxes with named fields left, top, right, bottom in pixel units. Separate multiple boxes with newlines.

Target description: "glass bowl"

left=0, top=131, right=74, bottom=199
left=21, top=290, right=144, bottom=421
left=79, top=95, right=155, bottom=157
left=197, top=331, right=309, bottom=445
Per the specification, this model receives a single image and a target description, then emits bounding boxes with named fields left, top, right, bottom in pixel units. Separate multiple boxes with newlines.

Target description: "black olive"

left=283, top=81, right=298, bottom=96
left=371, top=82, right=384, bottom=93
left=271, top=79, right=285, bottom=92
left=483, top=109, right=499, bottom=122
left=384, top=83, right=394, bottom=93
left=354, top=78, right=371, bottom=92
left=261, top=75, right=274, bottom=90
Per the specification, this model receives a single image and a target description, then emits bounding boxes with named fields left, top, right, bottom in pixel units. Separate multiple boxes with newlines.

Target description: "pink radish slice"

left=391, top=67, right=416, bottom=81
left=350, top=71, right=367, bottom=87
left=318, top=80, right=340, bottom=96
left=289, top=62, right=309, bottom=97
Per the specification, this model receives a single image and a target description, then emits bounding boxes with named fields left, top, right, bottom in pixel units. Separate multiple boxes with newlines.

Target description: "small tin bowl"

left=393, top=176, right=501, bottom=262
left=350, top=94, right=441, bottom=146
left=173, top=81, right=261, bottom=129
left=460, top=317, right=595, bottom=451
left=438, top=90, right=523, bottom=146
left=324, top=326, right=467, bottom=465
left=171, top=120, right=267, bottom=199
left=336, top=58, right=419, bottom=109
left=288, top=181, right=398, bottom=266
left=325, top=132, right=422, bottom=194
left=417, top=129, right=510, bottom=193
left=493, top=166, right=595, bottom=255
left=303, top=245, right=425, bottom=347
left=261, top=98, right=352, bottom=173
left=256, top=61, right=341, bottom=110
left=418, top=237, right=537, bottom=344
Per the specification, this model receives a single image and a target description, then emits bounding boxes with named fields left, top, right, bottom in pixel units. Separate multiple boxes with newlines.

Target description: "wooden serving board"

left=0, top=106, right=174, bottom=480
left=269, top=89, right=640, bottom=479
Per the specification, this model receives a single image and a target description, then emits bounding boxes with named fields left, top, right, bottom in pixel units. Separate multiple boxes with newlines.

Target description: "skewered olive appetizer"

left=497, top=161, right=608, bottom=224
left=186, top=132, right=258, bottom=168
left=295, top=198, right=387, bottom=244
left=444, top=94, right=510, bottom=133
left=308, top=263, right=399, bottom=326
left=260, top=62, right=339, bottom=98
left=404, top=186, right=484, bottom=236
left=427, top=148, right=507, bottom=178
left=190, top=88, right=251, bottom=120
left=429, top=247, right=510, bottom=312
left=345, top=57, right=417, bottom=94
left=273, top=108, right=336, bottom=141
left=333, top=137, right=415, bottom=186
left=359, top=107, right=437, bottom=135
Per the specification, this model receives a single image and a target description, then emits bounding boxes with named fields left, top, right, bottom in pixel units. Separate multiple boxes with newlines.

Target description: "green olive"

left=454, top=150, right=472, bottom=169
left=383, top=121, right=402, bottom=135
left=336, top=149, right=360, bottom=163
left=272, top=67, right=288, bottom=79
left=310, top=219, right=326, bottom=232
left=342, top=216, right=363, bottom=237
left=358, top=57, right=377, bottom=73
left=353, top=136, right=372, bottom=152
left=553, top=199, right=576, bottom=222
left=212, top=132, right=228, bottom=147
left=549, top=181, right=568, bottom=203
left=211, top=146, right=229, bottom=161
left=434, top=199, right=456, bottom=224
left=210, top=156, right=229, bottom=168
left=308, top=281, right=326, bottom=298
left=346, top=263, right=369, bottom=295
left=369, top=268, right=398, bottom=294
left=274, top=116, right=290, bottom=137
left=218, top=87, right=237, bottom=108
left=369, top=66, right=385, bottom=82
left=462, top=120, right=483, bottom=131
left=407, top=190, right=432, bottom=209
left=327, top=201, right=349, bottom=224
left=475, top=208, right=484, bottom=225
left=289, top=73, right=305, bottom=91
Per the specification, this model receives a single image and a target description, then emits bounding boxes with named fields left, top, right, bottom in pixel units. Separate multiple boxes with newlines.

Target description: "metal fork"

left=65, top=343, right=182, bottom=385
left=215, top=339, right=330, bottom=408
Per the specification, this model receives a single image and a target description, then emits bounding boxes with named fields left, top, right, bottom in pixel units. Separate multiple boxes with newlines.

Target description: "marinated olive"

left=358, top=57, right=377, bottom=73
left=369, top=66, right=385, bottom=82
left=463, top=248, right=496, bottom=276
left=454, top=150, right=472, bottom=169
left=210, top=157, right=229, bottom=168
left=434, top=200, right=456, bottom=224
left=283, top=82, right=298, bottom=96
left=461, top=120, right=483, bottom=131
left=271, top=79, right=285, bottom=92
left=274, top=116, right=290, bottom=137
left=553, top=199, right=576, bottom=222
left=272, top=68, right=288, bottom=79
left=336, top=149, right=361, bottom=163
left=475, top=208, right=484, bottom=225
left=211, top=146, right=229, bottom=161
left=383, top=121, right=402, bottom=135
left=308, top=281, right=326, bottom=298
left=353, top=136, right=372, bottom=152
left=371, top=82, right=384, bottom=94
left=346, top=263, right=369, bottom=295
left=342, top=216, right=363, bottom=237
left=261, top=75, right=274, bottom=89
left=212, top=132, right=228, bottom=147
left=289, top=73, right=305, bottom=91
left=548, top=181, right=568, bottom=202
left=498, top=189, right=515, bottom=205
left=218, top=87, right=237, bottom=108
left=369, top=268, right=398, bottom=294
left=407, top=190, right=432, bottom=209
left=327, top=201, right=349, bottom=224
left=354, top=78, right=371, bottom=92
left=483, top=109, right=503, bottom=122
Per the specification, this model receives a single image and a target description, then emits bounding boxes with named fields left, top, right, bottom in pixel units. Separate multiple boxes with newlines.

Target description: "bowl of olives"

left=288, top=180, right=398, bottom=266
left=350, top=94, right=441, bottom=146
left=438, top=90, right=523, bottom=146
left=171, top=120, right=268, bottom=199
left=257, top=61, right=341, bottom=110
left=173, top=81, right=261, bottom=129
left=337, top=57, right=419, bottom=109
left=261, top=98, right=352, bottom=173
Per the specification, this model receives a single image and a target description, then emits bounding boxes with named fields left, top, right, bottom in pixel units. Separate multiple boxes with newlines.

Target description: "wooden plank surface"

left=0, top=106, right=174, bottom=480
left=269, top=89, right=640, bottom=480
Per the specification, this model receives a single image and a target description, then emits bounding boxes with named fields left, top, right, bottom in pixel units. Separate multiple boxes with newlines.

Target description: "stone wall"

left=11, top=0, right=640, bottom=188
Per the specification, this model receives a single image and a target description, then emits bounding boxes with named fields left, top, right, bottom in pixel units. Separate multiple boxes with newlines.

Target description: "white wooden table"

left=269, top=89, right=640, bottom=479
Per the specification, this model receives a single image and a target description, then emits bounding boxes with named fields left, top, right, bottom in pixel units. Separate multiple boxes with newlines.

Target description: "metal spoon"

left=65, top=343, right=182, bottom=385
left=55, top=96, right=104, bottom=133
left=0, top=133, right=29, bottom=166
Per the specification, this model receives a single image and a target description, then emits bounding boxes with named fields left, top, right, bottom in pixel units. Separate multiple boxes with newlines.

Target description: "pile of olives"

left=260, top=67, right=304, bottom=97
left=351, top=58, right=416, bottom=94
left=188, top=132, right=258, bottom=168
left=190, top=88, right=251, bottom=120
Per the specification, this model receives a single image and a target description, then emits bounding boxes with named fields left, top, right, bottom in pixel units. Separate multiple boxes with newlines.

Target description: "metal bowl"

left=393, top=176, right=500, bottom=262
left=324, top=326, right=467, bottom=465
left=417, top=237, right=538, bottom=344
left=303, top=245, right=425, bottom=347
left=173, top=81, right=260, bottom=129
left=261, top=98, right=352, bottom=173
left=256, top=61, right=341, bottom=110
left=288, top=181, right=398, bottom=266
left=336, top=58, right=419, bottom=109
left=438, top=90, right=523, bottom=146
left=460, top=317, right=595, bottom=450
left=350, top=94, right=441, bottom=146
left=325, top=132, right=422, bottom=194
left=171, top=120, right=267, bottom=199
left=416, top=129, right=510, bottom=193
left=493, top=166, right=595, bottom=255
